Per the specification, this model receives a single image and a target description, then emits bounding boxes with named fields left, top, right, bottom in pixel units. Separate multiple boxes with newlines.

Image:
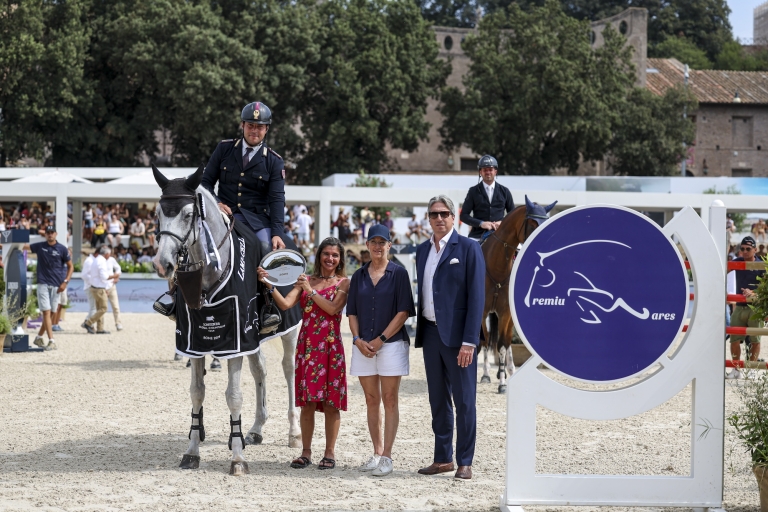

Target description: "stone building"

left=386, top=8, right=648, bottom=173
left=646, top=57, right=768, bottom=177
left=756, top=1, right=768, bottom=45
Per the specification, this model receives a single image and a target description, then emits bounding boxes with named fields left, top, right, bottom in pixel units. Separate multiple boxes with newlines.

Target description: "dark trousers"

left=422, top=322, right=477, bottom=466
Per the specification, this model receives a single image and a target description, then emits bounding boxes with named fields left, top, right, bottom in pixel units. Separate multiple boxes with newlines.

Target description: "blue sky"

left=730, top=0, right=766, bottom=40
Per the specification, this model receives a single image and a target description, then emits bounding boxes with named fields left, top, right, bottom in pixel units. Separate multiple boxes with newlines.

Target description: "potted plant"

left=739, top=257, right=768, bottom=510
left=729, top=370, right=768, bottom=511
left=23, top=294, right=38, bottom=328
left=0, top=310, right=11, bottom=350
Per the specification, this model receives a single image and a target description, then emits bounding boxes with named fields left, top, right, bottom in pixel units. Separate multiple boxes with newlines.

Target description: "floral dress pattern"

left=295, top=280, right=348, bottom=412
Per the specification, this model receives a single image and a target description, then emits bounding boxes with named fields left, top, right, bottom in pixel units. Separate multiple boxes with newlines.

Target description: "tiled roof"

left=646, top=58, right=768, bottom=104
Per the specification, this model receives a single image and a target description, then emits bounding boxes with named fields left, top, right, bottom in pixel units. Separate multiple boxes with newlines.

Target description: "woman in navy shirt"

left=347, top=224, right=416, bottom=477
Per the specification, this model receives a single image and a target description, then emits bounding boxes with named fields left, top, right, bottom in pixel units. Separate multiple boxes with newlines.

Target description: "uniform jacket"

left=202, top=138, right=285, bottom=238
left=460, top=181, right=515, bottom=239
left=414, top=229, right=485, bottom=349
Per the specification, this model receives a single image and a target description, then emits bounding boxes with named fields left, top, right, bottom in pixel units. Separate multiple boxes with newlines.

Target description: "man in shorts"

left=27, top=225, right=73, bottom=350
left=727, top=235, right=765, bottom=379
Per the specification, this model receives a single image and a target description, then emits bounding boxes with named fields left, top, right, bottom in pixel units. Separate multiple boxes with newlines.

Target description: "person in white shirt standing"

left=104, top=247, right=123, bottom=331
left=81, top=251, right=96, bottom=322
left=82, top=245, right=117, bottom=334
left=294, top=207, right=313, bottom=252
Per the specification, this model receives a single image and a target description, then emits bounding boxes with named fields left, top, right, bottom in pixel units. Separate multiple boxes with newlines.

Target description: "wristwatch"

left=309, top=289, right=317, bottom=297
left=63, top=280, right=69, bottom=284
left=378, top=334, right=387, bottom=343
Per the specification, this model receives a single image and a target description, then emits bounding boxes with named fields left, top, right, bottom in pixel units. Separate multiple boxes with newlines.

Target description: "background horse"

left=480, top=196, right=556, bottom=393
left=152, top=165, right=300, bottom=476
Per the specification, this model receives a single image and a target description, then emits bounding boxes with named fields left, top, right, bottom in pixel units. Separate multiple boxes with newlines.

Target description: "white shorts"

left=350, top=340, right=410, bottom=377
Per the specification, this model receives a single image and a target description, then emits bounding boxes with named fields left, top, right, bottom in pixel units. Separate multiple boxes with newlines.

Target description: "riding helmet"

left=241, top=102, right=272, bottom=125
left=478, top=154, right=498, bottom=169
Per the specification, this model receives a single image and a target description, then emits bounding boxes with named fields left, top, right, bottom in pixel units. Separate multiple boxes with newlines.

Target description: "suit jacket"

left=201, top=138, right=286, bottom=238
left=460, top=181, right=515, bottom=239
left=415, top=229, right=485, bottom=349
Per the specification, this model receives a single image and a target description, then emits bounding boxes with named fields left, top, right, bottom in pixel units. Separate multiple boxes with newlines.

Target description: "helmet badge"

left=253, top=103, right=260, bottom=120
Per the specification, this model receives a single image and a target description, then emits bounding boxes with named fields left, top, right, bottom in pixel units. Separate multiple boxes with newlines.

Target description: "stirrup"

left=189, top=406, right=205, bottom=442
left=229, top=416, right=245, bottom=450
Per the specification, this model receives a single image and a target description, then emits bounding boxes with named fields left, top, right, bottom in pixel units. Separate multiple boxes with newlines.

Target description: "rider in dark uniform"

left=202, top=101, right=286, bottom=253
left=460, top=155, right=515, bottom=241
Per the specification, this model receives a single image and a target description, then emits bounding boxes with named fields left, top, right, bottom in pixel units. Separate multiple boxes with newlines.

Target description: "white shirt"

left=294, top=213, right=312, bottom=234
left=89, top=255, right=111, bottom=289
left=422, top=227, right=454, bottom=322
left=483, top=180, right=495, bottom=203
left=422, top=228, right=474, bottom=346
left=105, top=256, right=121, bottom=290
left=242, top=141, right=262, bottom=163
left=81, top=254, right=95, bottom=289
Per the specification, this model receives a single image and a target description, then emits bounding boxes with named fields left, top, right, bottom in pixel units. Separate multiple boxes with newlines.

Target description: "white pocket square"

left=450, top=258, right=460, bottom=264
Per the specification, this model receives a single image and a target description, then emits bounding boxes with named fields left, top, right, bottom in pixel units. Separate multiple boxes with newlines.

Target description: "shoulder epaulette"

left=268, top=147, right=283, bottom=159
left=220, top=138, right=234, bottom=143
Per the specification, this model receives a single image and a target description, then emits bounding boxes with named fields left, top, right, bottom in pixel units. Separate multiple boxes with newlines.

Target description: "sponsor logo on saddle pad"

left=512, top=205, right=688, bottom=382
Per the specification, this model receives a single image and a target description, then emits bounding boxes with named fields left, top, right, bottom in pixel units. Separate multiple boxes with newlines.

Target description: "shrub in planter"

left=0, top=311, right=11, bottom=350
left=729, top=370, right=768, bottom=511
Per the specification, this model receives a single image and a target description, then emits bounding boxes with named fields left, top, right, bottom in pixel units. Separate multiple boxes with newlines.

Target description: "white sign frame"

left=501, top=204, right=726, bottom=511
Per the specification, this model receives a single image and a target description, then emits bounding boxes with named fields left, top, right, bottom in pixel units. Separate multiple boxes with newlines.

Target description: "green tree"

left=0, top=0, right=90, bottom=167
left=609, top=87, right=697, bottom=176
left=418, top=0, right=478, bottom=28
left=654, top=36, right=712, bottom=69
left=295, top=0, right=450, bottom=184
left=703, top=185, right=746, bottom=232
left=439, top=0, right=636, bottom=175
left=493, top=0, right=732, bottom=63
left=714, top=40, right=768, bottom=72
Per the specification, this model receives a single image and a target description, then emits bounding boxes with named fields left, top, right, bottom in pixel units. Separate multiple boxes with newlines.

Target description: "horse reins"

left=485, top=211, right=550, bottom=312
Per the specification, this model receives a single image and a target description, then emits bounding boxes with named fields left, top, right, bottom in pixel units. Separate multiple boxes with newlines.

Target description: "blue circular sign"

left=511, top=206, right=688, bottom=382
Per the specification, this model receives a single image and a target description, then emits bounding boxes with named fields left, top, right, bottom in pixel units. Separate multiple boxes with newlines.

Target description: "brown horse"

left=480, top=196, right=557, bottom=393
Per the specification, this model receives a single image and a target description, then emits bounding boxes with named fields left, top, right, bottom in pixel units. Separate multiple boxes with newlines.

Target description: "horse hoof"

left=288, top=435, right=302, bottom=449
left=244, top=432, right=263, bottom=445
left=230, top=461, right=250, bottom=476
left=498, top=385, right=507, bottom=394
left=480, top=376, right=491, bottom=383
left=179, top=454, right=200, bottom=469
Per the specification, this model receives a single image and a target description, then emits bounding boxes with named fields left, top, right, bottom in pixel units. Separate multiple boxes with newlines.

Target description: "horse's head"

left=152, top=164, right=205, bottom=281
left=522, top=195, right=557, bottom=242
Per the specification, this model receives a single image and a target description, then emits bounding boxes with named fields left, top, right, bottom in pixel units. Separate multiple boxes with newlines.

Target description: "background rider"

left=460, top=155, right=515, bottom=241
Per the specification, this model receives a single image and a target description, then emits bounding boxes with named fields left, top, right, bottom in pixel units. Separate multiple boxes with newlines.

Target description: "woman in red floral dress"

left=257, top=237, right=350, bottom=470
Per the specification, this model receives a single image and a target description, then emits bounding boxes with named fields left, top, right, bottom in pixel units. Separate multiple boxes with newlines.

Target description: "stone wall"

left=689, top=104, right=768, bottom=177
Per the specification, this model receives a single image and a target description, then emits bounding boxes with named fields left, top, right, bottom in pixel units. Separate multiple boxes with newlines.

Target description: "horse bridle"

left=486, top=211, right=550, bottom=311
left=157, top=193, right=235, bottom=307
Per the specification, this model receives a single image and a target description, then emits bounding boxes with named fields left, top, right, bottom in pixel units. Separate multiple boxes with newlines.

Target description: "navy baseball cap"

left=741, top=236, right=756, bottom=248
left=45, top=225, right=56, bottom=233
left=367, top=224, right=391, bottom=242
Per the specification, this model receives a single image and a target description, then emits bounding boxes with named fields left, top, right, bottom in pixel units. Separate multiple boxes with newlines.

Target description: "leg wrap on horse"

left=229, top=416, right=246, bottom=450
left=189, top=406, right=205, bottom=442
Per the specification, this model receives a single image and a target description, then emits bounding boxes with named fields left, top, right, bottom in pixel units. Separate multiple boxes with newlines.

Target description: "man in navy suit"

left=460, top=155, right=515, bottom=241
left=415, top=195, right=485, bottom=480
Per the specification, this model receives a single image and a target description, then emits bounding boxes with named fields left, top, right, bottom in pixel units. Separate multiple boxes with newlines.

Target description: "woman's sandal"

left=318, top=457, right=336, bottom=470
left=290, top=456, right=312, bottom=469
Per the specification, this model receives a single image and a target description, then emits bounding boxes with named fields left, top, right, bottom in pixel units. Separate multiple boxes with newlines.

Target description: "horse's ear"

left=525, top=195, right=534, bottom=211
left=185, top=165, right=204, bottom=191
left=152, top=164, right=169, bottom=189
left=544, top=201, right=558, bottom=213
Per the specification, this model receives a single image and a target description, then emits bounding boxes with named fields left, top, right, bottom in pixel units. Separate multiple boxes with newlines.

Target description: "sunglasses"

left=428, top=210, right=452, bottom=219
left=741, top=246, right=754, bottom=251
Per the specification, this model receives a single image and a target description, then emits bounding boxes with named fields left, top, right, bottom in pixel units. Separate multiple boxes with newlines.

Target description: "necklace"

left=319, top=273, right=336, bottom=280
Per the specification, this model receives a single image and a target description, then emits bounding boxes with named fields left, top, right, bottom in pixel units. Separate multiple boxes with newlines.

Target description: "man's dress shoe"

left=417, top=462, right=455, bottom=475
left=454, top=466, right=472, bottom=480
